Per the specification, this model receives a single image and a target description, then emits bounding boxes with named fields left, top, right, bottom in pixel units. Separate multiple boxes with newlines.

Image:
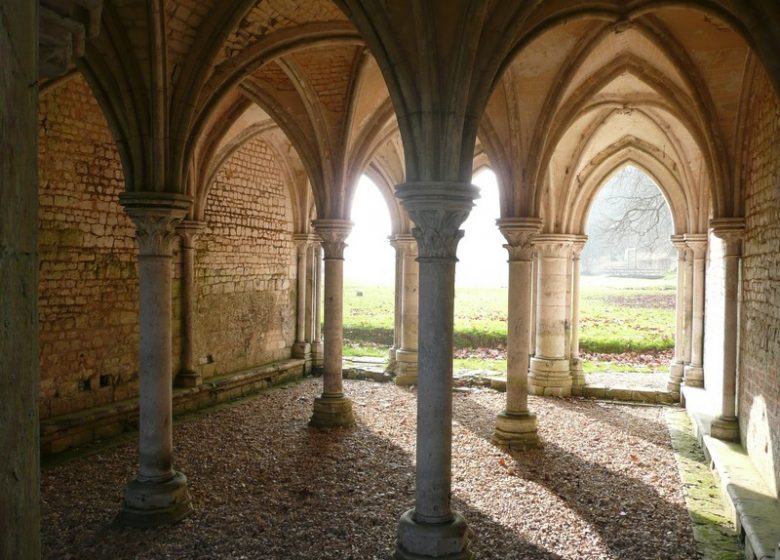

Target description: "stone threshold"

left=40, top=359, right=306, bottom=457
left=682, top=386, right=780, bottom=560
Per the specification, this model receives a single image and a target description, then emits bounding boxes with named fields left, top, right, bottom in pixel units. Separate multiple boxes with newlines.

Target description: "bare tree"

left=598, top=166, right=672, bottom=254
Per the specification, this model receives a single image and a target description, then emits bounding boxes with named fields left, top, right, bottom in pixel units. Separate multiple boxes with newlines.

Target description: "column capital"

left=710, top=218, right=745, bottom=257
left=571, top=235, right=588, bottom=259
left=670, top=234, right=687, bottom=252
left=390, top=233, right=418, bottom=256
left=533, top=233, right=576, bottom=259
left=312, top=219, right=352, bottom=260
left=119, top=192, right=192, bottom=256
left=293, top=232, right=320, bottom=251
left=497, top=217, right=542, bottom=261
left=176, top=220, right=205, bottom=249
left=395, top=182, right=479, bottom=260
left=684, top=233, right=708, bottom=258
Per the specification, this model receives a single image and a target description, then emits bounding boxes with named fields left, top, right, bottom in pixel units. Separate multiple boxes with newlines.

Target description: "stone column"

left=117, top=193, right=193, bottom=527
left=395, top=234, right=420, bottom=385
left=388, top=234, right=403, bottom=372
left=309, top=219, right=354, bottom=427
left=174, top=220, right=203, bottom=388
left=683, top=246, right=695, bottom=366
left=668, top=235, right=688, bottom=393
left=311, top=243, right=324, bottom=369
left=0, top=2, right=39, bottom=555
left=492, top=218, right=542, bottom=448
left=529, top=234, right=575, bottom=396
left=394, top=182, right=478, bottom=560
left=530, top=256, right=538, bottom=357
left=569, top=237, right=587, bottom=392
left=683, top=234, right=708, bottom=388
left=292, top=235, right=312, bottom=363
left=710, top=219, right=745, bottom=441
left=305, top=242, right=316, bottom=347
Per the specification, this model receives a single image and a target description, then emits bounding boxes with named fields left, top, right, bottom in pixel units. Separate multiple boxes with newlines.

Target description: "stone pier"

left=310, top=219, right=355, bottom=428
left=117, top=193, right=193, bottom=527
left=394, top=182, right=478, bottom=560
left=394, top=234, right=420, bottom=385
left=492, top=218, right=542, bottom=448
left=529, top=234, right=575, bottom=396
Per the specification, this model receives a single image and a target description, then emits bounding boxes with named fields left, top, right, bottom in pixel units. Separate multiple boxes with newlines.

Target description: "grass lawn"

left=342, top=274, right=677, bottom=372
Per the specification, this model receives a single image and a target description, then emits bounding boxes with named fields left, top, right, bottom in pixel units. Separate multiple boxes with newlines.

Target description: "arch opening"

left=579, top=165, right=677, bottom=387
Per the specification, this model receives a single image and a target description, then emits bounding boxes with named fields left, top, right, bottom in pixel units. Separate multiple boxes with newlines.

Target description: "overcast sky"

left=344, top=170, right=508, bottom=288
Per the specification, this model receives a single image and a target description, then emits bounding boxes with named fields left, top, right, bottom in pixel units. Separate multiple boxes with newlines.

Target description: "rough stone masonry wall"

left=38, top=75, right=141, bottom=419
left=739, top=66, right=780, bottom=498
left=194, top=136, right=296, bottom=379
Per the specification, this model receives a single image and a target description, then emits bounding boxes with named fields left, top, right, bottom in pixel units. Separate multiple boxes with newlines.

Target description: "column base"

left=570, top=357, right=585, bottom=395
left=711, top=416, right=740, bottom=442
left=292, top=341, right=311, bottom=359
left=309, top=393, right=355, bottom=428
left=683, top=365, right=704, bottom=388
left=395, top=509, right=473, bottom=560
left=311, top=341, right=324, bottom=370
left=394, top=349, right=419, bottom=386
left=667, top=362, right=685, bottom=393
left=174, top=369, right=201, bottom=388
left=117, top=471, right=193, bottom=527
left=529, top=357, right=572, bottom=396
left=492, top=411, right=538, bottom=449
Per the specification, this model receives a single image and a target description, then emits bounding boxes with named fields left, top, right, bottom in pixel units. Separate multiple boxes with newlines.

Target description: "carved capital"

left=497, top=217, right=542, bottom=262
left=395, top=182, right=479, bottom=260
left=533, top=234, right=576, bottom=259
left=293, top=233, right=318, bottom=254
left=684, top=233, right=708, bottom=259
left=176, top=220, right=204, bottom=250
left=390, top=233, right=417, bottom=257
left=313, top=219, right=352, bottom=260
left=571, top=235, right=588, bottom=259
left=120, top=193, right=191, bottom=257
left=670, top=234, right=687, bottom=257
left=710, top=218, right=745, bottom=258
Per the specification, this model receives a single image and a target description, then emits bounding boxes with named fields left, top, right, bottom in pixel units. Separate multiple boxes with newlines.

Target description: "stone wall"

left=194, top=136, right=296, bottom=378
left=739, top=65, right=780, bottom=498
left=38, top=75, right=140, bottom=419
left=38, top=75, right=298, bottom=419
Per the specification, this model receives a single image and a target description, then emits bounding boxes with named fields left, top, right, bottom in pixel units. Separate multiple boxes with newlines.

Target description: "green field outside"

left=342, top=275, right=676, bottom=373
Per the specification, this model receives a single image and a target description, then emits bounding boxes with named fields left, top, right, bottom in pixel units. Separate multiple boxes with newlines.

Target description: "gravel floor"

left=42, top=379, right=697, bottom=560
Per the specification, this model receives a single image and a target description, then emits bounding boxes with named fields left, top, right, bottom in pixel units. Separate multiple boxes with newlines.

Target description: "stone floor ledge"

left=41, top=358, right=305, bottom=457
left=683, top=387, right=780, bottom=560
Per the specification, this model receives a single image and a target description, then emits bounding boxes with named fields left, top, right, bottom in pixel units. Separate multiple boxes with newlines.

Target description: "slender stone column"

left=492, top=218, right=542, bottom=448
left=530, top=257, right=538, bottom=356
left=394, top=182, right=478, bottom=560
left=668, top=235, right=688, bottom=393
left=529, top=234, right=575, bottom=396
left=118, top=193, right=193, bottom=527
left=569, top=237, right=587, bottom=393
left=683, top=246, right=694, bottom=366
left=305, top=242, right=316, bottom=346
left=388, top=234, right=403, bottom=372
left=395, top=234, right=420, bottom=385
left=292, top=235, right=312, bottom=363
left=683, top=234, right=708, bottom=388
left=309, top=220, right=354, bottom=427
left=1, top=3, right=39, bottom=555
left=311, top=243, right=324, bottom=369
left=710, top=219, right=745, bottom=441
left=174, top=220, right=203, bottom=388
